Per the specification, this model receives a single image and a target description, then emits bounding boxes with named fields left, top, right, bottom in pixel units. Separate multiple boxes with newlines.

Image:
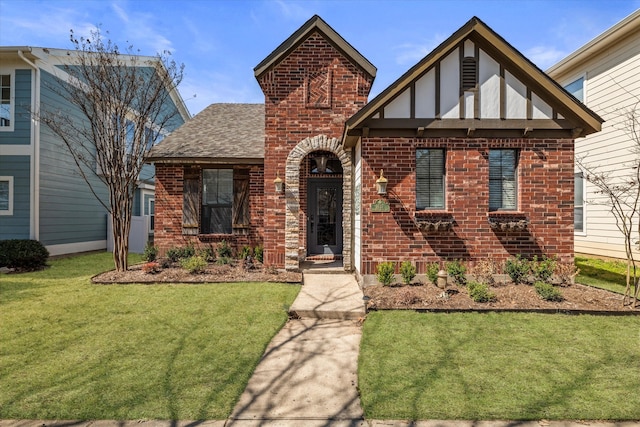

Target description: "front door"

left=307, top=179, right=343, bottom=255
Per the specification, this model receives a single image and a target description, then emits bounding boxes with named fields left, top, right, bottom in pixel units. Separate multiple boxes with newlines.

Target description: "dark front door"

left=307, top=179, right=343, bottom=255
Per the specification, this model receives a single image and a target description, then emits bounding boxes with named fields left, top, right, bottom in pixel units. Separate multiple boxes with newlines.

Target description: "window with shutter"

left=489, top=149, right=517, bottom=211
left=416, top=149, right=445, bottom=210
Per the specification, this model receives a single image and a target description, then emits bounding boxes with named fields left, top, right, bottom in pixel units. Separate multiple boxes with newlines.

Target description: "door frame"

left=307, top=178, right=343, bottom=256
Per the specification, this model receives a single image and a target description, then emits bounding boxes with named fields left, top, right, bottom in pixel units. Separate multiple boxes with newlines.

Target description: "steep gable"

left=342, top=17, right=603, bottom=147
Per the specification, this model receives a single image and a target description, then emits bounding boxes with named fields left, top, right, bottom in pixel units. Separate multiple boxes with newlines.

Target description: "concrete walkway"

left=228, top=272, right=366, bottom=425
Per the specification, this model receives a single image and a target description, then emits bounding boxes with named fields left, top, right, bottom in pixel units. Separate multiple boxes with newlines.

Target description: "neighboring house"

left=547, top=10, right=640, bottom=260
left=150, top=15, right=602, bottom=284
left=0, top=47, right=190, bottom=256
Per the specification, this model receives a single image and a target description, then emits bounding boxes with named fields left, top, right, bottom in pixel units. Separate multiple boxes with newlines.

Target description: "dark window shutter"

left=233, top=169, right=250, bottom=228
left=489, top=149, right=517, bottom=211
left=416, top=149, right=445, bottom=209
left=183, top=173, right=200, bottom=235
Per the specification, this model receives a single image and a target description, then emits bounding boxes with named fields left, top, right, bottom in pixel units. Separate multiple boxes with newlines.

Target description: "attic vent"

left=462, top=57, right=477, bottom=90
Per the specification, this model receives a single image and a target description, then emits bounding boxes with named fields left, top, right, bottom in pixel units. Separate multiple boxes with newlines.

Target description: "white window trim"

left=0, top=176, right=14, bottom=215
left=0, top=69, right=15, bottom=132
left=575, top=170, right=587, bottom=236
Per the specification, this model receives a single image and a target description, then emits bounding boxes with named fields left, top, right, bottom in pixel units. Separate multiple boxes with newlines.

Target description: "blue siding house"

left=0, top=47, right=190, bottom=255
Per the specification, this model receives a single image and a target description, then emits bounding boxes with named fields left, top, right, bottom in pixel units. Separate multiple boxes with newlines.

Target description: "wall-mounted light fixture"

left=315, top=154, right=329, bottom=174
left=375, top=169, right=388, bottom=195
left=274, top=172, right=284, bottom=193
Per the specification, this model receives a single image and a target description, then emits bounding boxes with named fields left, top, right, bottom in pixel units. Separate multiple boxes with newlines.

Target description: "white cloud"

left=180, top=71, right=263, bottom=116
left=273, top=0, right=314, bottom=21
left=393, top=34, right=445, bottom=66
left=526, top=45, right=567, bottom=70
left=109, top=1, right=174, bottom=54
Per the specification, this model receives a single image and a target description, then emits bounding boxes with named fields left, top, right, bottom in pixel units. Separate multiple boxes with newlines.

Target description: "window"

left=202, top=169, right=233, bottom=234
left=0, top=176, right=13, bottom=215
left=575, top=172, right=585, bottom=233
left=416, top=149, right=445, bottom=209
left=564, top=77, right=584, bottom=102
left=489, top=149, right=517, bottom=211
left=0, top=74, right=11, bottom=128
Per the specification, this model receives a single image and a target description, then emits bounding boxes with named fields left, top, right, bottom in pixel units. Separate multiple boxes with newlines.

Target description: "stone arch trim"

left=285, top=134, right=352, bottom=271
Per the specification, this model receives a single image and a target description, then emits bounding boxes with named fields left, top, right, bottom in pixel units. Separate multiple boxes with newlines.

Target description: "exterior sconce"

left=375, top=169, right=388, bottom=195
left=274, top=172, right=284, bottom=193
left=315, top=155, right=329, bottom=173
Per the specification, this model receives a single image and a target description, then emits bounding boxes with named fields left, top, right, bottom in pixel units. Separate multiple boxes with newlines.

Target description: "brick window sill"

left=487, top=212, right=529, bottom=231
left=414, top=211, right=454, bottom=232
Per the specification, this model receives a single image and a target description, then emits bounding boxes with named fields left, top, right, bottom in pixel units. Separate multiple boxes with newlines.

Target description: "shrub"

left=141, top=261, right=161, bottom=274
left=426, top=262, right=440, bottom=284
left=534, top=281, right=563, bottom=302
left=180, top=255, right=207, bottom=274
left=253, top=245, right=264, bottom=263
left=239, top=245, right=252, bottom=260
left=217, top=240, right=233, bottom=259
left=142, top=243, right=158, bottom=262
left=446, top=260, right=467, bottom=285
left=504, top=255, right=530, bottom=284
left=471, top=258, right=497, bottom=285
left=555, top=261, right=579, bottom=285
left=376, top=262, right=396, bottom=286
left=199, top=245, right=216, bottom=262
left=468, top=281, right=496, bottom=303
left=166, top=244, right=195, bottom=262
left=400, top=261, right=417, bottom=285
left=216, top=256, right=234, bottom=265
left=531, top=255, right=557, bottom=283
left=0, top=239, right=49, bottom=271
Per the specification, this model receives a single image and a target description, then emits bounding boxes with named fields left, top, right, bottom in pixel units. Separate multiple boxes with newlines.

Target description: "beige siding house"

left=547, top=10, right=640, bottom=259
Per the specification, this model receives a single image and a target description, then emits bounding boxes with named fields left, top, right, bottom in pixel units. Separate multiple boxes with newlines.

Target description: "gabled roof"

left=148, top=103, right=264, bottom=164
left=342, top=16, right=603, bottom=147
left=254, top=14, right=376, bottom=79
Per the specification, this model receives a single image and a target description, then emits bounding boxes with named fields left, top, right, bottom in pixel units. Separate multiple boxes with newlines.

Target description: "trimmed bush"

left=377, top=262, right=396, bottom=286
left=180, top=255, right=207, bottom=274
left=446, top=260, right=467, bottom=285
left=199, top=246, right=216, bottom=262
left=534, top=281, right=563, bottom=302
left=239, top=245, right=252, bottom=260
left=217, top=240, right=232, bottom=259
left=426, top=262, right=440, bottom=284
left=253, top=245, right=264, bottom=263
left=505, top=255, right=530, bottom=284
left=468, top=281, right=496, bottom=303
left=166, top=245, right=196, bottom=262
left=142, top=243, right=158, bottom=262
left=400, top=261, right=417, bottom=285
left=0, top=239, right=49, bottom=271
left=531, top=255, right=556, bottom=283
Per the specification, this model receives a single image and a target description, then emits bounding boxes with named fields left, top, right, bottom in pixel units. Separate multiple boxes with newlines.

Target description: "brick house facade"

left=149, top=15, right=602, bottom=284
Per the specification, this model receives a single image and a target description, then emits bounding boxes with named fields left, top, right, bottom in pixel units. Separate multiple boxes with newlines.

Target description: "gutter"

left=17, top=49, right=40, bottom=241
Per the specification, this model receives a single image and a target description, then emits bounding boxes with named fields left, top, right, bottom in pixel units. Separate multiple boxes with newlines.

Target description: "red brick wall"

left=257, top=30, right=374, bottom=267
left=359, top=137, right=574, bottom=275
left=154, top=163, right=264, bottom=255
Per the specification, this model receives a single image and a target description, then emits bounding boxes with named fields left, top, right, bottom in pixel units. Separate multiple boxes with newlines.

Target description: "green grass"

left=576, top=256, right=630, bottom=294
left=0, top=252, right=300, bottom=419
left=360, top=311, right=640, bottom=420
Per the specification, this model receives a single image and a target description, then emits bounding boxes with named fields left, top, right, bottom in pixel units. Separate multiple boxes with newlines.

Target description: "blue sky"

left=1, top=0, right=638, bottom=116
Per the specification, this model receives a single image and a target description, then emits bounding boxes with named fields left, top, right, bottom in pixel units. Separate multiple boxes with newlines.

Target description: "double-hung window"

left=416, top=149, right=445, bottom=209
left=0, top=176, right=13, bottom=215
left=0, top=74, right=11, bottom=128
left=202, top=169, right=233, bottom=234
left=574, top=172, right=585, bottom=232
left=489, top=149, right=517, bottom=211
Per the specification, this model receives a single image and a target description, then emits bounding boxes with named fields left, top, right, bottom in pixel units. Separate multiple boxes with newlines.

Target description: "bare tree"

left=40, top=29, right=184, bottom=271
left=577, top=94, right=640, bottom=308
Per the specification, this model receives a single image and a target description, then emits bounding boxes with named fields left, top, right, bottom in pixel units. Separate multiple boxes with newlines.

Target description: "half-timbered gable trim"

left=342, top=17, right=603, bottom=147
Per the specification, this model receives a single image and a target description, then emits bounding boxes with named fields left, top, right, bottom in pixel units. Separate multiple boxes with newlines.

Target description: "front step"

left=289, top=273, right=366, bottom=320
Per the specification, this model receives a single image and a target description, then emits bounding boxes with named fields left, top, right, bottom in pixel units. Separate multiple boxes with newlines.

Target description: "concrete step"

left=289, top=273, right=366, bottom=320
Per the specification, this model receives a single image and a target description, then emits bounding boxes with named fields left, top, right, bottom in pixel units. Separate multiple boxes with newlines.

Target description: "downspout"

left=17, top=49, right=40, bottom=241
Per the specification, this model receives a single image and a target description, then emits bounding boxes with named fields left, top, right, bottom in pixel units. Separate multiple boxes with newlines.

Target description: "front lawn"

left=576, top=256, right=630, bottom=294
left=359, top=311, right=640, bottom=420
left=0, top=252, right=300, bottom=419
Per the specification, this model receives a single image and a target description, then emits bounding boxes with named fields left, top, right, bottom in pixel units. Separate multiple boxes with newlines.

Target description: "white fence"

left=107, top=215, right=150, bottom=254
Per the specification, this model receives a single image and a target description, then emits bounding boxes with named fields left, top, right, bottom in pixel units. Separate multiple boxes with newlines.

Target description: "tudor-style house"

left=149, top=15, right=602, bottom=284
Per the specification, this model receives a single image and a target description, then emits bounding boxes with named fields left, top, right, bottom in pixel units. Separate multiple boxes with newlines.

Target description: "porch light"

left=375, top=169, right=388, bottom=195
left=274, top=172, right=284, bottom=193
left=315, top=155, right=329, bottom=173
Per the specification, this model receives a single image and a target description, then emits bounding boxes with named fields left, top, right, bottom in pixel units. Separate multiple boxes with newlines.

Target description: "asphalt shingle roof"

left=148, top=103, right=264, bottom=163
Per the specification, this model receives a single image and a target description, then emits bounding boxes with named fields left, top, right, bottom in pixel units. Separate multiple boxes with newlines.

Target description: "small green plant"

left=426, top=262, right=440, bottom=284
left=531, top=255, right=557, bottom=283
left=0, top=239, right=49, bottom=271
left=216, top=256, right=234, bottom=265
left=239, top=245, right=252, bottom=260
left=254, top=245, right=264, bottom=263
left=468, top=281, right=496, bottom=303
left=180, top=255, right=208, bottom=274
left=400, top=261, right=417, bottom=285
left=377, top=262, right=396, bottom=286
left=142, top=243, right=158, bottom=262
left=504, top=255, right=530, bottom=285
left=166, top=244, right=196, bottom=262
left=199, top=245, right=216, bottom=262
left=534, top=281, right=563, bottom=302
left=446, top=260, right=467, bottom=285
left=217, top=240, right=233, bottom=259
